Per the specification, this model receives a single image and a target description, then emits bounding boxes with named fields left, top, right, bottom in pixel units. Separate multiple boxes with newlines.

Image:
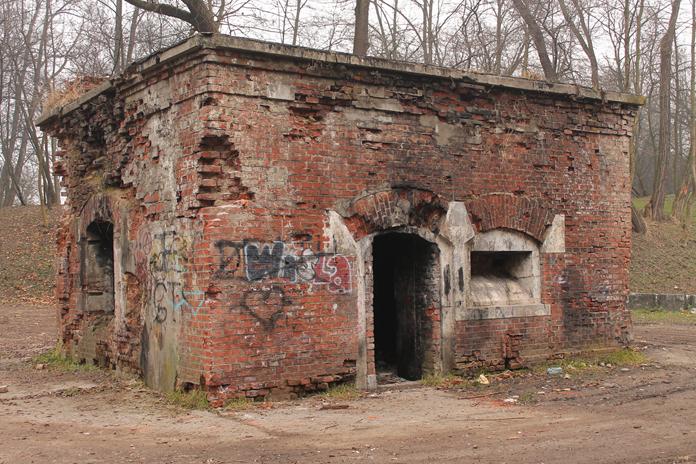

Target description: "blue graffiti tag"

left=173, top=289, right=206, bottom=316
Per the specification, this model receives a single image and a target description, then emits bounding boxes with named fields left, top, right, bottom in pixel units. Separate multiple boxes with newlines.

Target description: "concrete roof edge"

left=36, top=33, right=645, bottom=126
left=201, top=34, right=644, bottom=106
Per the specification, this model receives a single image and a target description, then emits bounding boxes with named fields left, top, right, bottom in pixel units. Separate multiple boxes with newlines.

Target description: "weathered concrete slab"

left=628, top=293, right=696, bottom=311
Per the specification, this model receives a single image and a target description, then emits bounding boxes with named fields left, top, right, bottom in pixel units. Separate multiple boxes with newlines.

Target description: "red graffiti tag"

left=313, top=255, right=352, bottom=293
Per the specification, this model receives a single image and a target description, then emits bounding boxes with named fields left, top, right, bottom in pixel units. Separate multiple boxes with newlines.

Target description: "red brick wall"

left=44, top=45, right=637, bottom=401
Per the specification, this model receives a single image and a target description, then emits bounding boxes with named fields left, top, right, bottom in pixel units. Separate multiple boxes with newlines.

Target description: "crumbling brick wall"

left=40, top=35, right=640, bottom=402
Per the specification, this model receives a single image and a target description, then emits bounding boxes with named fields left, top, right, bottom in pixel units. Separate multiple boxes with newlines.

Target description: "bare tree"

left=510, top=0, right=558, bottom=81
left=371, top=0, right=406, bottom=60
left=646, top=0, right=681, bottom=221
left=558, top=0, right=599, bottom=88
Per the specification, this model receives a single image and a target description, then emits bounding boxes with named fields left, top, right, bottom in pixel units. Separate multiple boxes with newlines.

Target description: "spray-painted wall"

left=40, top=35, right=641, bottom=402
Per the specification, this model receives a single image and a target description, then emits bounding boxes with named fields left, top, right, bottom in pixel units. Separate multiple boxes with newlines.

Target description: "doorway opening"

left=372, top=233, right=439, bottom=382
left=82, top=220, right=115, bottom=313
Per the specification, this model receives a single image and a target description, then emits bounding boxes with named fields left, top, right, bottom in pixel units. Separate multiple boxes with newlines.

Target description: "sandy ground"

left=2, top=305, right=696, bottom=464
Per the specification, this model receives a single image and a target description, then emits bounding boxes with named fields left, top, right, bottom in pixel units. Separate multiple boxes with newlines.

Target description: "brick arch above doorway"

left=336, top=188, right=448, bottom=241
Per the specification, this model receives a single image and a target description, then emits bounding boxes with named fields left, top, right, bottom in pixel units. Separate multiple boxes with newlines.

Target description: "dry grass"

left=601, top=348, right=649, bottom=366
left=165, top=389, right=210, bottom=410
left=630, top=221, right=696, bottom=294
left=631, top=196, right=696, bottom=294
left=33, top=345, right=97, bottom=372
left=319, top=383, right=362, bottom=401
left=421, top=373, right=469, bottom=388
left=43, top=76, right=106, bottom=112
left=222, top=397, right=257, bottom=411
left=632, top=308, right=696, bottom=325
left=517, top=391, right=539, bottom=405
left=0, top=206, right=57, bottom=304
left=536, top=348, right=648, bottom=374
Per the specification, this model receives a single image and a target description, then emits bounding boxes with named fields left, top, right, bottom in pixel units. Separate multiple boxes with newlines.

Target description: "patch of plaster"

left=541, top=214, right=566, bottom=253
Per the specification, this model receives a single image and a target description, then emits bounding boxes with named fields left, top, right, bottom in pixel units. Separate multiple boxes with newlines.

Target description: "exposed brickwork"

left=39, top=37, right=639, bottom=402
left=466, top=194, right=554, bottom=242
left=342, top=189, right=448, bottom=240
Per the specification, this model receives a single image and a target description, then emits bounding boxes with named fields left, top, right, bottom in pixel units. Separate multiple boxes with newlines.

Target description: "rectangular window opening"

left=469, top=251, right=536, bottom=307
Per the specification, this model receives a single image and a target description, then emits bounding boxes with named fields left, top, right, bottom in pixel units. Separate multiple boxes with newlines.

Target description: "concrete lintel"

left=461, top=303, right=550, bottom=321
left=472, top=228, right=538, bottom=252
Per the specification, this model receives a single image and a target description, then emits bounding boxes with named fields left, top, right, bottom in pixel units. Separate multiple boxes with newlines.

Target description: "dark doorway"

left=372, top=233, right=439, bottom=382
left=82, top=220, right=115, bottom=313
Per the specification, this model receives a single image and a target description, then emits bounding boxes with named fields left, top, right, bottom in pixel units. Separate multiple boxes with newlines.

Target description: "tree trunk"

left=353, top=0, right=370, bottom=57
left=114, top=0, right=124, bottom=74
left=494, top=0, right=503, bottom=75
left=628, top=0, right=646, bottom=233
left=292, top=0, right=301, bottom=45
left=511, top=0, right=558, bottom=81
left=125, top=7, right=139, bottom=65
left=622, top=0, right=631, bottom=92
left=672, top=0, right=696, bottom=227
left=671, top=32, right=681, bottom=195
left=647, top=0, right=681, bottom=221
left=181, top=0, right=217, bottom=32
left=632, top=205, right=647, bottom=234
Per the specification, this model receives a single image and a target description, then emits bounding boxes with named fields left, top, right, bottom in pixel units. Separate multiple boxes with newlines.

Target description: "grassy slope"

left=0, top=206, right=58, bottom=303
left=631, top=195, right=696, bottom=294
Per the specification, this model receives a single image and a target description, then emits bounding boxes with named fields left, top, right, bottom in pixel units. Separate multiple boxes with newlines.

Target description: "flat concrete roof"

left=37, top=33, right=644, bottom=126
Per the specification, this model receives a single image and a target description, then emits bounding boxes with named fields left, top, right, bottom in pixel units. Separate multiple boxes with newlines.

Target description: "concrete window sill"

left=459, top=303, right=550, bottom=321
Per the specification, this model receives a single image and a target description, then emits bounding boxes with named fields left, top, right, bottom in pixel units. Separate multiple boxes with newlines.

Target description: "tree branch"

left=122, top=0, right=194, bottom=26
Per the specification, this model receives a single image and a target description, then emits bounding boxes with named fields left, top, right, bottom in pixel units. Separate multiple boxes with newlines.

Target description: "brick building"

left=38, top=34, right=643, bottom=403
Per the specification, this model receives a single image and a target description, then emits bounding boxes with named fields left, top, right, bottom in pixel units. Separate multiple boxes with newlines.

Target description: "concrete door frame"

left=354, top=226, right=455, bottom=389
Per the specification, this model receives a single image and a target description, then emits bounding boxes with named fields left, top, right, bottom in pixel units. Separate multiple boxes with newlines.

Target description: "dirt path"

left=2, top=305, right=696, bottom=464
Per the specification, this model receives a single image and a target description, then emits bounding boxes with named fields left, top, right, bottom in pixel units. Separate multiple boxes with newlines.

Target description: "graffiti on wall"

left=149, top=230, right=204, bottom=322
left=241, top=285, right=292, bottom=331
left=152, top=283, right=204, bottom=323
left=214, top=240, right=352, bottom=293
left=149, top=231, right=187, bottom=275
